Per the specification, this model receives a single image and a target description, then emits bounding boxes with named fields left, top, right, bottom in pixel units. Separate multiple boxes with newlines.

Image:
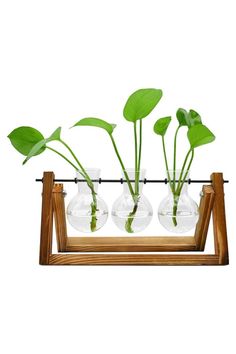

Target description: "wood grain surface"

left=49, top=253, right=220, bottom=266
left=211, top=173, right=229, bottom=264
left=65, top=236, right=197, bottom=252
left=53, top=184, right=67, bottom=252
left=39, top=172, right=54, bottom=265
left=194, top=185, right=215, bottom=251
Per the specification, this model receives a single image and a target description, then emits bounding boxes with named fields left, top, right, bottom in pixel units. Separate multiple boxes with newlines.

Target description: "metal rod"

left=36, top=178, right=229, bottom=184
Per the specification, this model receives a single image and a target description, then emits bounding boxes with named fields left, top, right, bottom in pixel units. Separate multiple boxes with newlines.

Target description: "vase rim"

left=122, top=168, right=147, bottom=173
left=76, top=168, right=101, bottom=179
left=76, top=167, right=101, bottom=173
left=166, top=169, right=190, bottom=172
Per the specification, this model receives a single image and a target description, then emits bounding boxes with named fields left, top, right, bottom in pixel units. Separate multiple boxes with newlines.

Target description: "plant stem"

left=172, top=148, right=194, bottom=227
left=173, top=125, right=180, bottom=193
left=162, top=132, right=178, bottom=227
left=176, top=149, right=194, bottom=196
left=60, top=140, right=90, bottom=182
left=109, top=134, right=135, bottom=199
left=137, top=119, right=142, bottom=186
left=171, top=125, right=181, bottom=225
left=172, top=195, right=178, bottom=226
left=125, top=201, right=139, bottom=233
left=125, top=120, right=143, bottom=233
left=58, top=139, right=98, bottom=232
left=162, top=136, right=174, bottom=194
left=59, top=140, right=96, bottom=195
left=110, top=133, right=140, bottom=233
left=46, top=146, right=80, bottom=171
left=134, top=121, right=139, bottom=196
left=175, top=148, right=192, bottom=194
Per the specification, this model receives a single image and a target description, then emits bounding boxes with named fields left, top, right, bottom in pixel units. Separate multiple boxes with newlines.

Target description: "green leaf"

left=47, top=127, right=61, bottom=141
left=8, top=126, right=46, bottom=156
left=188, top=109, right=202, bottom=126
left=176, top=108, right=202, bottom=127
left=176, top=108, right=188, bottom=126
left=153, top=117, right=172, bottom=136
left=72, top=117, right=116, bottom=135
left=22, top=139, right=47, bottom=164
left=23, top=127, right=62, bottom=164
left=123, top=88, right=163, bottom=122
left=187, top=124, right=215, bottom=148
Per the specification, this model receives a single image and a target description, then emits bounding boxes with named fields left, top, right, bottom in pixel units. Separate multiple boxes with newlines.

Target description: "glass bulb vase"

left=67, top=169, right=108, bottom=233
left=158, top=170, right=199, bottom=233
left=112, top=169, right=153, bottom=233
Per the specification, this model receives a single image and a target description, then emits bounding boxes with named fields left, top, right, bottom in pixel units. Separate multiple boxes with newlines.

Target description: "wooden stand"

left=39, top=172, right=229, bottom=265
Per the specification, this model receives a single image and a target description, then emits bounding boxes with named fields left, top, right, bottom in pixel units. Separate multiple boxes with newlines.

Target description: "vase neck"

left=122, top=169, right=146, bottom=195
left=76, top=169, right=100, bottom=194
left=167, top=170, right=189, bottom=194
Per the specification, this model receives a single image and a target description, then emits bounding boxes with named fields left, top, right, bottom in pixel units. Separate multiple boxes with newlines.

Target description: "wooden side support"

left=211, top=173, right=229, bottom=265
left=53, top=184, right=67, bottom=252
left=39, top=172, right=54, bottom=265
left=194, top=185, right=215, bottom=250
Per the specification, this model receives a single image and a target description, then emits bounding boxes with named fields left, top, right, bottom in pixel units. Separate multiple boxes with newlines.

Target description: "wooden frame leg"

left=194, top=185, right=215, bottom=250
left=39, top=172, right=54, bottom=265
left=211, top=173, right=229, bottom=265
left=53, top=184, right=67, bottom=252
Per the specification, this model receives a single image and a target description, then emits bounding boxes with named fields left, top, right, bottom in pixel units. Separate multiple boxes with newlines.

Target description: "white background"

left=0, top=0, right=235, bottom=353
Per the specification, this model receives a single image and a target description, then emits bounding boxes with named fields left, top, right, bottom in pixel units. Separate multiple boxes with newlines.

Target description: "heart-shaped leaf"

left=176, top=108, right=202, bottom=128
left=72, top=117, right=116, bottom=135
left=23, top=127, right=62, bottom=164
left=123, top=88, right=163, bottom=122
left=8, top=126, right=46, bottom=156
left=153, top=117, right=172, bottom=136
left=188, top=109, right=202, bottom=126
left=176, top=108, right=188, bottom=126
left=187, top=124, right=215, bottom=148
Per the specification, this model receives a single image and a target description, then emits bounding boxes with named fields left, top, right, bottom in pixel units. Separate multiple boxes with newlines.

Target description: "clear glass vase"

left=66, top=169, right=108, bottom=233
left=158, top=170, right=199, bottom=233
left=111, top=169, right=153, bottom=233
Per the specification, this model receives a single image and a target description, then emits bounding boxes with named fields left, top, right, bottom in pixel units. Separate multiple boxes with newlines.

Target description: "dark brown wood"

left=49, top=253, right=219, bottom=266
left=53, top=184, right=67, bottom=252
left=65, top=236, right=197, bottom=252
left=39, top=172, right=54, bottom=265
left=194, top=185, right=215, bottom=251
left=211, top=173, right=229, bottom=265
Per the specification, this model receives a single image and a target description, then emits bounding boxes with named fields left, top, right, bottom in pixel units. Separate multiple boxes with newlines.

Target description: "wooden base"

left=65, top=236, right=197, bottom=252
left=39, top=172, right=229, bottom=266
left=48, top=254, right=219, bottom=266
